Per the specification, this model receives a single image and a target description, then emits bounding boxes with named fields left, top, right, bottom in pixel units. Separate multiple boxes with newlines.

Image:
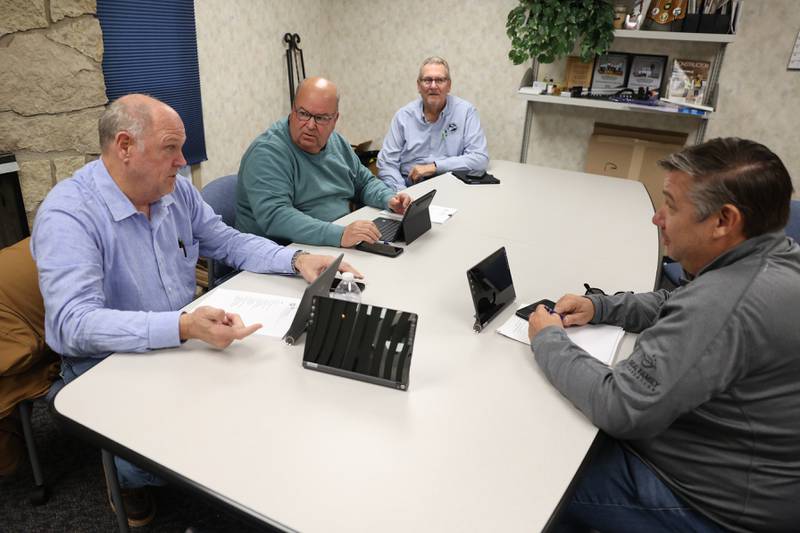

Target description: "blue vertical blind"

left=97, top=0, right=207, bottom=165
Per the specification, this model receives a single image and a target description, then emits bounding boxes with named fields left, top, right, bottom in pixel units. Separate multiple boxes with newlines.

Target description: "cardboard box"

left=585, top=123, right=687, bottom=210
left=351, top=140, right=379, bottom=176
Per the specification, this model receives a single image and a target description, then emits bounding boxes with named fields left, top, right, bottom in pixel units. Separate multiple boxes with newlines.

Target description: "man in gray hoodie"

left=529, top=138, right=799, bottom=532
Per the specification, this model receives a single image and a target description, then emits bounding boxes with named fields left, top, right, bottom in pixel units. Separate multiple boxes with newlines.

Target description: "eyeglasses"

left=294, top=107, right=336, bottom=124
left=418, top=77, right=450, bottom=87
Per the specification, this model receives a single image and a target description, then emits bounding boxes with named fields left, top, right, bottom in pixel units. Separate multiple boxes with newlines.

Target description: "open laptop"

left=283, top=253, right=343, bottom=345
left=466, top=247, right=516, bottom=332
left=372, top=189, right=436, bottom=244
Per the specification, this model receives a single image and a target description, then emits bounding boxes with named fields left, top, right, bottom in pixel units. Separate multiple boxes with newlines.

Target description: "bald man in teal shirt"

left=237, top=77, right=410, bottom=247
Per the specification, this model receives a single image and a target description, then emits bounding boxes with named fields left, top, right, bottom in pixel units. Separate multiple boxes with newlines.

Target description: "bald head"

left=294, top=77, right=340, bottom=110
left=99, top=94, right=180, bottom=152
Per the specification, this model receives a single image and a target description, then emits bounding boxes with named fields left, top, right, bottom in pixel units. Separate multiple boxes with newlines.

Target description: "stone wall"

left=0, top=0, right=106, bottom=229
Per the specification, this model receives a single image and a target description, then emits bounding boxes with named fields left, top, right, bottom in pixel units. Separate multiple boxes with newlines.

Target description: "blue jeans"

left=556, top=435, right=727, bottom=533
left=62, top=357, right=166, bottom=489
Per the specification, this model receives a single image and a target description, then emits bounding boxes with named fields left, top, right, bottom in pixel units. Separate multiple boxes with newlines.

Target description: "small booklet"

left=666, top=58, right=711, bottom=106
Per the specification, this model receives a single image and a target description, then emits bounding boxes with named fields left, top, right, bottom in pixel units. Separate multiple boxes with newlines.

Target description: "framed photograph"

left=590, top=52, right=630, bottom=95
left=626, top=54, right=668, bottom=96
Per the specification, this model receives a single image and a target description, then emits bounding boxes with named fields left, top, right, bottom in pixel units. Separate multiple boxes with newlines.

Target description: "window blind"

left=97, top=0, right=207, bottom=165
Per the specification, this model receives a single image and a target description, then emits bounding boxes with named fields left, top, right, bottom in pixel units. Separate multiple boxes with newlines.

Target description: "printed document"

left=199, top=289, right=300, bottom=338
left=496, top=315, right=624, bottom=365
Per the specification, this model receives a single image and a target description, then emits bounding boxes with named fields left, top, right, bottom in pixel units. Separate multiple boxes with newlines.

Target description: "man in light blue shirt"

left=377, top=56, right=489, bottom=191
left=31, top=94, right=354, bottom=526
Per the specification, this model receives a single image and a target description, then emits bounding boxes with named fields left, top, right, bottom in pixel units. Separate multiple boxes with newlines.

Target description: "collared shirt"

left=31, top=159, right=296, bottom=369
left=377, top=95, right=489, bottom=191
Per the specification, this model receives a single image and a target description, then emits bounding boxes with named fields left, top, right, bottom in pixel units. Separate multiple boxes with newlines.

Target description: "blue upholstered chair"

left=662, top=199, right=800, bottom=288
left=785, top=199, right=800, bottom=243
left=200, top=174, right=240, bottom=290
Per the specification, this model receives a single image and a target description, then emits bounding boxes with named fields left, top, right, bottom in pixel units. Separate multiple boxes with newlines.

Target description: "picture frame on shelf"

left=666, top=58, right=711, bottom=105
left=590, top=52, right=630, bottom=95
left=626, top=54, right=668, bottom=96
left=565, top=56, right=594, bottom=89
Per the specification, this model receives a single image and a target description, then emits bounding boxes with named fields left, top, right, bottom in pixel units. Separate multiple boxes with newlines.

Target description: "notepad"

left=496, top=315, right=624, bottom=365
left=199, top=289, right=300, bottom=338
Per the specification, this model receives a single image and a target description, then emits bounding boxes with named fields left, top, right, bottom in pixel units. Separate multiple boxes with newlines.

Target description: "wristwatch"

left=291, top=250, right=309, bottom=274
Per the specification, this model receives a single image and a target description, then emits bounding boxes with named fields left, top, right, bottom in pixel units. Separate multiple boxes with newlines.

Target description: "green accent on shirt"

left=235, top=117, right=395, bottom=247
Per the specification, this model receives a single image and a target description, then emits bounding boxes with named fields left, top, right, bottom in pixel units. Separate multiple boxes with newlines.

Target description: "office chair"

left=0, top=237, right=62, bottom=505
left=200, top=174, right=240, bottom=290
left=786, top=199, right=800, bottom=243
left=662, top=199, right=800, bottom=287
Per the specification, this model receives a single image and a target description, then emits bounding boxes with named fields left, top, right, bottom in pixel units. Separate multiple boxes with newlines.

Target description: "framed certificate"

left=590, top=52, right=630, bottom=95
left=626, top=54, right=668, bottom=95
left=564, top=56, right=594, bottom=89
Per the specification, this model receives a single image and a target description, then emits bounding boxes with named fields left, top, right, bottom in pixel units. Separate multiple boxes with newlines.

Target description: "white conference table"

left=54, top=160, right=659, bottom=532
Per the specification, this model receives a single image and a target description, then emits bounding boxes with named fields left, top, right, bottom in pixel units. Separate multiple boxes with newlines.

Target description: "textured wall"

left=705, top=0, right=800, bottom=192
left=194, top=0, right=328, bottom=186
left=0, top=0, right=105, bottom=227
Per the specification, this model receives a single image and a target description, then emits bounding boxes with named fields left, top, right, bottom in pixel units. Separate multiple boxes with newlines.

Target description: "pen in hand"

left=544, top=305, right=564, bottom=321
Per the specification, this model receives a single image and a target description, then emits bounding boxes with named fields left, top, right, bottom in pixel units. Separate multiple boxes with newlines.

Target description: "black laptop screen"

left=467, top=247, right=515, bottom=331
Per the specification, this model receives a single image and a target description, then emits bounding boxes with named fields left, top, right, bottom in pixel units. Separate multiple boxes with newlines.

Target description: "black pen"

left=178, top=238, right=187, bottom=257
left=544, top=305, right=564, bottom=321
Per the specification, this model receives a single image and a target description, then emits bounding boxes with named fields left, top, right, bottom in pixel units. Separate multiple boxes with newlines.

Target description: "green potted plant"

left=506, top=0, right=616, bottom=65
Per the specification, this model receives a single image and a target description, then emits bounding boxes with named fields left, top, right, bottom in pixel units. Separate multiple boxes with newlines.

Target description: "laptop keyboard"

left=374, top=217, right=401, bottom=241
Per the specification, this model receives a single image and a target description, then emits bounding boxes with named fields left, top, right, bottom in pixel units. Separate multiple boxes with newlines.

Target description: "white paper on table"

left=428, top=205, right=457, bottom=224
left=199, top=289, right=300, bottom=338
left=378, top=204, right=456, bottom=224
left=496, top=315, right=624, bottom=365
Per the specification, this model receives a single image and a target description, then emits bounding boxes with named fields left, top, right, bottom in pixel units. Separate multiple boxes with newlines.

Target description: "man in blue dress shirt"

left=377, top=56, right=489, bottom=191
left=31, top=94, right=355, bottom=526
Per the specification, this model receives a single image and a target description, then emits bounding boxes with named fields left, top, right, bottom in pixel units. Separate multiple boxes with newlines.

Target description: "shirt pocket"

left=180, top=240, right=201, bottom=292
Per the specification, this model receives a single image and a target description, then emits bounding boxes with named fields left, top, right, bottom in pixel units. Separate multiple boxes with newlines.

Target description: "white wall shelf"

left=613, top=29, right=735, bottom=43
left=518, top=30, right=734, bottom=163
left=517, top=91, right=710, bottom=119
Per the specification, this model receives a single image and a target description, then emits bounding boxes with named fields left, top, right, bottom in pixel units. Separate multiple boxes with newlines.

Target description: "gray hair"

left=98, top=97, right=153, bottom=150
left=659, top=137, right=794, bottom=237
left=418, top=56, right=451, bottom=80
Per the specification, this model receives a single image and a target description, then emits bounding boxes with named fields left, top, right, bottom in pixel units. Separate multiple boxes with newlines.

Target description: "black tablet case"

left=373, top=188, right=436, bottom=244
left=302, top=296, right=418, bottom=390
left=452, top=170, right=500, bottom=185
